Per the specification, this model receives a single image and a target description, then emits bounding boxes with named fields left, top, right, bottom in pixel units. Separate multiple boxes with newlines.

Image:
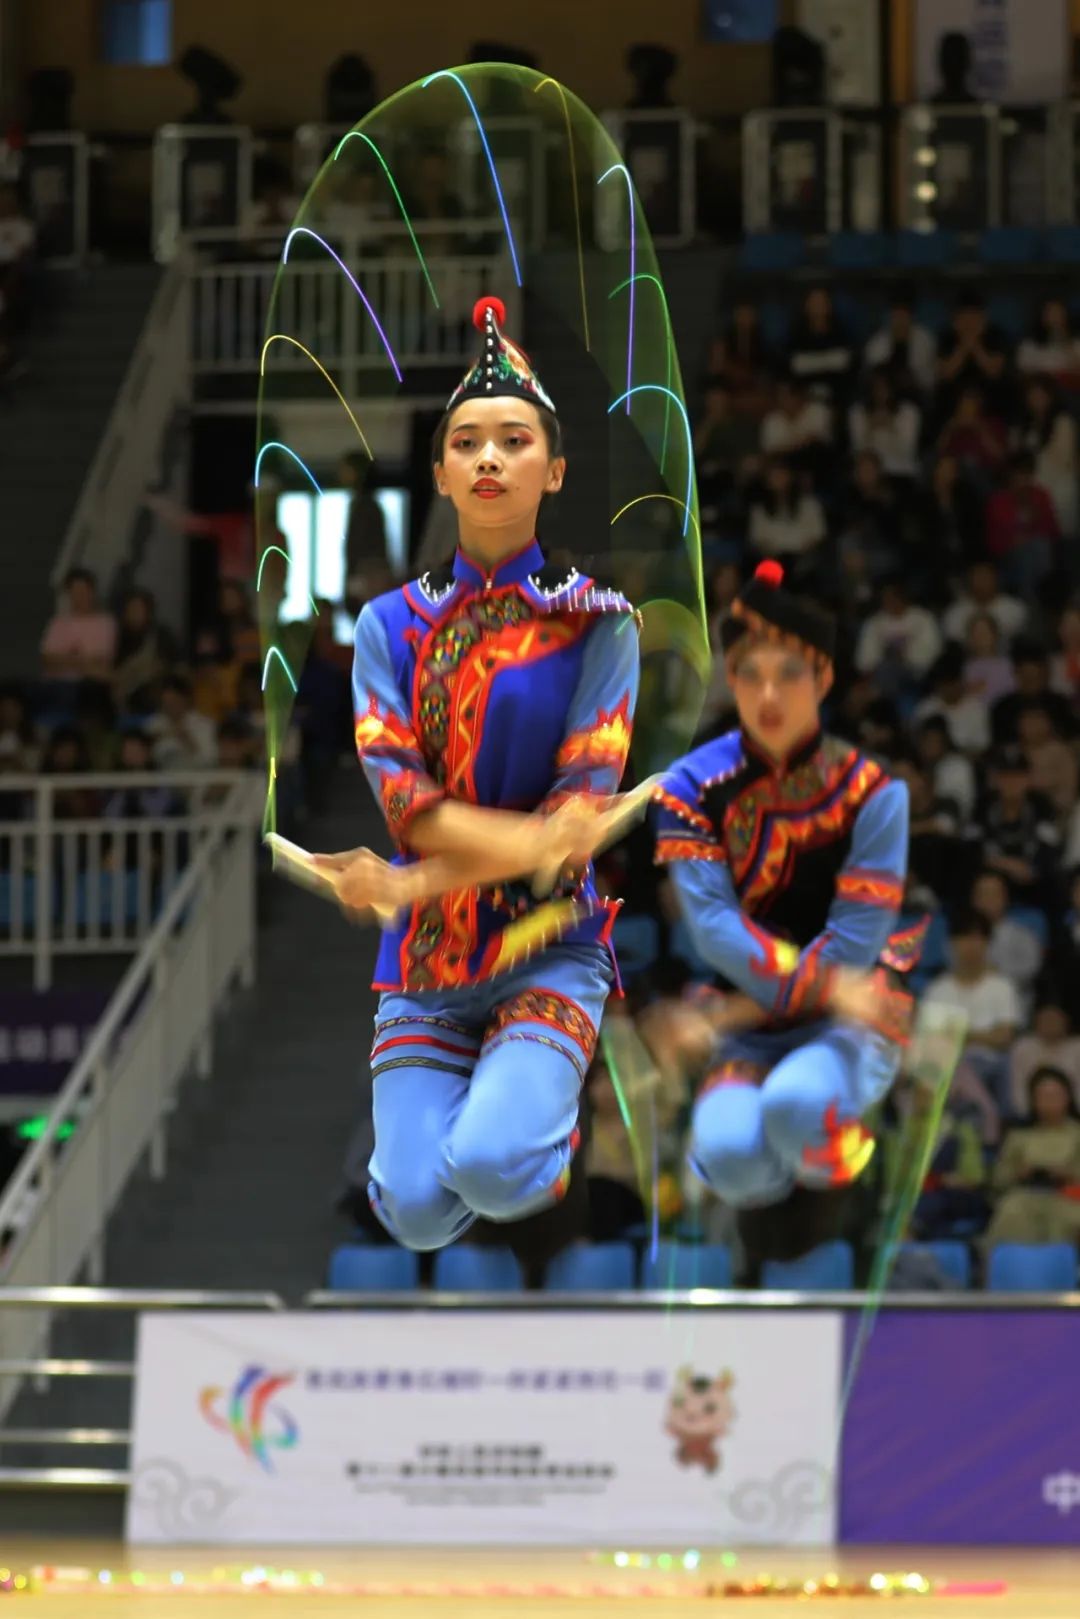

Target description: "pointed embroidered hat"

left=445, top=295, right=557, bottom=414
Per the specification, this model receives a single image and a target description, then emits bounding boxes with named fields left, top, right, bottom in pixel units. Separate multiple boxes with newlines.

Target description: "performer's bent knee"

left=444, top=1129, right=573, bottom=1223
left=367, top=1176, right=472, bottom=1252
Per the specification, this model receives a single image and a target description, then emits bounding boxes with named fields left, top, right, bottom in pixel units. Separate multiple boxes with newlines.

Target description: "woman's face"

left=1034, top=1005, right=1068, bottom=1044
left=434, top=398, right=564, bottom=539
left=1026, top=382, right=1051, bottom=417
left=733, top=301, right=757, bottom=333
left=1018, top=708, right=1051, bottom=749
left=966, top=614, right=998, bottom=657
left=1043, top=299, right=1068, bottom=335
left=730, top=643, right=829, bottom=759
left=1032, top=1074, right=1071, bottom=1125
left=972, top=872, right=1008, bottom=923
left=766, top=460, right=792, bottom=495
left=122, top=594, right=151, bottom=632
left=1058, top=607, right=1080, bottom=651
left=956, top=389, right=982, bottom=422
left=934, top=455, right=957, bottom=492
left=869, top=374, right=892, bottom=409
left=806, top=288, right=831, bottom=326
left=51, top=740, right=79, bottom=772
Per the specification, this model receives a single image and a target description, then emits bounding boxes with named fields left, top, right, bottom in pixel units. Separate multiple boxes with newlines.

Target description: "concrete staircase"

left=0, top=264, right=161, bottom=673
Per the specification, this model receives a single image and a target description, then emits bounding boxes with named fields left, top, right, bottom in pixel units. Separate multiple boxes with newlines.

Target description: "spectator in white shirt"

left=1015, top=377, right=1078, bottom=536
left=747, top=457, right=827, bottom=571
left=914, top=645, right=991, bottom=755
left=855, top=578, right=943, bottom=689
left=147, top=675, right=217, bottom=771
left=759, top=378, right=833, bottom=475
left=925, top=910, right=1022, bottom=1108
left=942, top=559, right=1028, bottom=645
left=970, top=868, right=1044, bottom=1008
left=914, top=715, right=977, bottom=822
left=787, top=284, right=856, bottom=409
left=963, top=611, right=1016, bottom=706
left=1016, top=296, right=1080, bottom=388
left=1009, top=1002, right=1080, bottom=1118
left=848, top=368, right=922, bottom=481
left=863, top=284, right=937, bottom=397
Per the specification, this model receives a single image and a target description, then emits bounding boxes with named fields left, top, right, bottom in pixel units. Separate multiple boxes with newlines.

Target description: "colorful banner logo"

left=199, top=1365, right=299, bottom=1473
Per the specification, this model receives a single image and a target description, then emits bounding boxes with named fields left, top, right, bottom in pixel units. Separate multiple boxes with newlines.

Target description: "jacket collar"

left=452, top=538, right=543, bottom=591
left=741, top=723, right=823, bottom=776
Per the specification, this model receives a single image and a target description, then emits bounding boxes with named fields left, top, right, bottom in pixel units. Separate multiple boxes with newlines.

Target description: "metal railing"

left=192, top=244, right=518, bottom=389
left=0, top=1286, right=1076, bottom=1489
left=51, top=261, right=190, bottom=593
left=0, top=793, right=261, bottom=1423
left=0, top=771, right=262, bottom=989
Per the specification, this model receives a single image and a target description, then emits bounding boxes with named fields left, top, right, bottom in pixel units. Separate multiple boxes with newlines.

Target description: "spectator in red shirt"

left=985, top=451, right=1061, bottom=604
left=937, top=385, right=1008, bottom=484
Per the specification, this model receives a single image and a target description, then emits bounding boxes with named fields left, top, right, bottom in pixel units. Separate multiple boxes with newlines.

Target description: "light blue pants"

left=689, top=1021, right=901, bottom=1209
left=368, top=944, right=613, bottom=1250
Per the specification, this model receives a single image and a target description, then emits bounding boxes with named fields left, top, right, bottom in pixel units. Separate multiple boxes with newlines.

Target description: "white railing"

left=192, top=244, right=518, bottom=388
left=0, top=771, right=262, bottom=989
left=51, top=261, right=192, bottom=592
left=0, top=787, right=261, bottom=1422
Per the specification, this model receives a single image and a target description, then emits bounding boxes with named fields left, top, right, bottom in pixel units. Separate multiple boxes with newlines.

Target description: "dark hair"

left=217, top=717, right=253, bottom=744
left=64, top=566, right=96, bottom=590
left=1027, top=1065, right=1080, bottom=1121
left=430, top=400, right=563, bottom=468
left=162, top=674, right=192, bottom=700
left=950, top=908, right=991, bottom=941
left=1033, top=295, right=1074, bottom=344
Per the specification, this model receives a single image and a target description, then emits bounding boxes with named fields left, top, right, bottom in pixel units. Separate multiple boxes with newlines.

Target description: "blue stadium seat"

left=895, top=228, right=958, bottom=268
left=740, top=233, right=806, bottom=273
left=433, top=1245, right=524, bottom=1292
left=979, top=226, right=1039, bottom=265
left=327, top=1244, right=420, bottom=1291
left=640, top=1242, right=734, bottom=1290
left=544, top=1242, right=636, bottom=1292
left=762, top=1240, right=855, bottom=1291
left=987, top=1243, right=1078, bottom=1293
left=1043, top=225, right=1080, bottom=263
left=611, top=912, right=659, bottom=980
left=900, top=1240, right=972, bottom=1289
left=828, top=231, right=890, bottom=271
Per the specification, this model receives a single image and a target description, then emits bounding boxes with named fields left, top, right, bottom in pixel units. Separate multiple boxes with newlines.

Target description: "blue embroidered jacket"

left=655, top=727, right=918, bottom=1031
left=352, top=538, right=639, bottom=992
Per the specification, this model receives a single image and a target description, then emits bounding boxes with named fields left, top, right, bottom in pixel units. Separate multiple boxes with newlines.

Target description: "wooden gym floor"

left=1, top=1543, right=1077, bottom=1616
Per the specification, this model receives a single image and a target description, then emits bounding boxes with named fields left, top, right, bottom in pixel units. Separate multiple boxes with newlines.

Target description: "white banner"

left=127, top=1310, right=841, bottom=1546
left=914, top=0, right=1068, bottom=104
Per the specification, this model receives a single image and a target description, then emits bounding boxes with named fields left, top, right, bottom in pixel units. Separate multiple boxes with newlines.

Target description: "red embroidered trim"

left=369, top=1032, right=477, bottom=1063
left=801, top=1102, right=875, bottom=1186
left=836, top=869, right=904, bottom=909
left=881, top=916, right=930, bottom=974
left=484, top=987, right=599, bottom=1063
left=654, top=836, right=724, bottom=865
left=354, top=697, right=422, bottom=759
left=555, top=693, right=633, bottom=779
left=379, top=769, right=445, bottom=842
left=653, top=785, right=713, bottom=834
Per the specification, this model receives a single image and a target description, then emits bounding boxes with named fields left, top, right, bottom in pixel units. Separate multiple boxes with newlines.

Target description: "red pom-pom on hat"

left=473, top=295, right=507, bottom=331
left=753, top=559, right=785, bottom=589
